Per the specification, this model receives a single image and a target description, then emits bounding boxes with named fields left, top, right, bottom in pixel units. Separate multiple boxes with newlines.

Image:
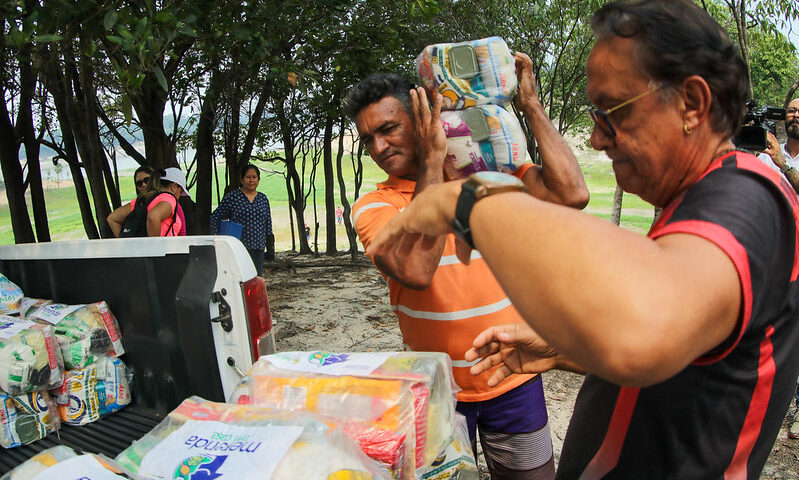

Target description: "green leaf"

left=107, top=35, right=123, bottom=45
left=121, top=95, right=133, bottom=126
left=36, top=34, right=61, bottom=43
left=128, top=73, right=145, bottom=90
left=152, top=64, right=168, bottom=92
left=135, top=17, right=148, bottom=37
left=153, top=10, right=172, bottom=23
left=104, top=10, right=118, bottom=30
left=177, top=24, right=197, bottom=37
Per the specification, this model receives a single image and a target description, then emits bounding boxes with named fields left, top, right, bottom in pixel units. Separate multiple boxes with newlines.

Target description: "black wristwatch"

left=451, top=171, right=527, bottom=249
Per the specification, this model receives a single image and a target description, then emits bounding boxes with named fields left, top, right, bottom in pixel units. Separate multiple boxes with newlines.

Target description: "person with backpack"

left=107, top=167, right=187, bottom=237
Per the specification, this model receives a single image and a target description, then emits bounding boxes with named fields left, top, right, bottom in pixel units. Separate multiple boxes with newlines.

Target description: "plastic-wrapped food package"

left=416, top=37, right=517, bottom=110
left=53, top=356, right=132, bottom=426
left=441, top=105, right=527, bottom=179
left=19, top=298, right=52, bottom=320
left=115, top=396, right=391, bottom=480
left=0, top=275, right=23, bottom=316
left=0, top=445, right=77, bottom=480
left=230, top=351, right=458, bottom=478
left=28, top=302, right=124, bottom=369
left=0, top=389, right=60, bottom=449
left=418, top=413, right=479, bottom=480
left=0, top=446, right=129, bottom=480
left=0, top=317, right=64, bottom=395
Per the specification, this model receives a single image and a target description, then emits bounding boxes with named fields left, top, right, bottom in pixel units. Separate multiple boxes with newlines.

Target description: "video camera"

left=733, top=101, right=786, bottom=151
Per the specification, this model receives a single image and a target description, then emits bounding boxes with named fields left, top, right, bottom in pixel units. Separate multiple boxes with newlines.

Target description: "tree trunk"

left=610, top=184, right=623, bottom=225
left=63, top=38, right=113, bottom=237
left=0, top=97, right=35, bottom=243
left=131, top=78, right=175, bottom=169
left=336, top=118, right=359, bottom=259
left=225, top=82, right=242, bottom=190
left=277, top=99, right=311, bottom=254
left=18, top=49, right=50, bottom=242
left=323, top=115, right=337, bottom=254
left=39, top=44, right=99, bottom=239
left=785, top=75, right=799, bottom=108
left=194, top=69, right=223, bottom=235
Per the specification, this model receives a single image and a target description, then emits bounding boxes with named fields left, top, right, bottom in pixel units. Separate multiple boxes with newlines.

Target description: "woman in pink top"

left=107, top=167, right=186, bottom=237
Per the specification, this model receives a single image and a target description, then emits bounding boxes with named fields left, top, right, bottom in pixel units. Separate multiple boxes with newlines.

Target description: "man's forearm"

left=519, top=100, right=589, bottom=208
left=377, top=156, right=447, bottom=290
left=782, top=164, right=799, bottom=195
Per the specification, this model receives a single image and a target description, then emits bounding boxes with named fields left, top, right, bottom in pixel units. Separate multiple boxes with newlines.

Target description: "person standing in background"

left=133, top=166, right=153, bottom=195
left=210, top=164, right=273, bottom=273
left=107, top=168, right=185, bottom=237
left=758, top=97, right=799, bottom=194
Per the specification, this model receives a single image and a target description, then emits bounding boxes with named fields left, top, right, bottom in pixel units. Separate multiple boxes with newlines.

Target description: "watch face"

left=471, top=171, right=524, bottom=186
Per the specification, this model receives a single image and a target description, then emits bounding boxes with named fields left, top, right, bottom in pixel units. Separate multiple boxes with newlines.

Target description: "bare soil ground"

left=264, top=252, right=799, bottom=479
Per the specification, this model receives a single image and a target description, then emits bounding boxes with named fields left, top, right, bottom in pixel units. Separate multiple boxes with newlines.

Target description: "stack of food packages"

left=228, top=351, right=479, bottom=479
left=415, top=37, right=528, bottom=179
left=114, top=396, right=393, bottom=479
left=0, top=273, right=131, bottom=450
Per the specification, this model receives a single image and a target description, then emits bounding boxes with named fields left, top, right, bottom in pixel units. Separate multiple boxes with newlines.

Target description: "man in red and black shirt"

left=365, top=0, right=799, bottom=478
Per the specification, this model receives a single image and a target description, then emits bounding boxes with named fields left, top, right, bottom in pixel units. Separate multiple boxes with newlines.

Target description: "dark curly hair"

left=341, top=73, right=414, bottom=120
left=592, top=0, right=749, bottom=136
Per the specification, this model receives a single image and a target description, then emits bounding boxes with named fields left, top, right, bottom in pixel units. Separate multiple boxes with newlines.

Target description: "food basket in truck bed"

left=0, top=237, right=274, bottom=473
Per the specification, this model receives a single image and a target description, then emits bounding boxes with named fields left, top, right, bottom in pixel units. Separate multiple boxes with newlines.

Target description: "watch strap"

left=452, top=182, right=478, bottom=249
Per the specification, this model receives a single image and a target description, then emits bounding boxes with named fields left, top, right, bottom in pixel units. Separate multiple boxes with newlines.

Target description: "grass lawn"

left=0, top=154, right=655, bottom=246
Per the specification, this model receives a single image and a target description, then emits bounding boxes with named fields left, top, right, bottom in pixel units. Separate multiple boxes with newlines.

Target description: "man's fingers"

left=487, top=365, right=513, bottom=387
left=455, top=238, right=473, bottom=265
left=469, top=350, right=504, bottom=376
left=430, top=88, right=442, bottom=123
left=465, top=340, right=500, bottom=362
left=414, top=87, right=430, bottom=122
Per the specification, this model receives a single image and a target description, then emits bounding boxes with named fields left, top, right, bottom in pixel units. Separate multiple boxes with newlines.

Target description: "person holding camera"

left=759, top=97, right=799, bottom=194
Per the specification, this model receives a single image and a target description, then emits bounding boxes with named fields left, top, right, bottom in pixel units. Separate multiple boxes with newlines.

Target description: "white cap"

left=161, top=167, right=190, bottom=197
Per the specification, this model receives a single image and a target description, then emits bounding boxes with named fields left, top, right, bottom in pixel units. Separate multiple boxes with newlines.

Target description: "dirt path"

left=264, top=253, right=799, bottom=478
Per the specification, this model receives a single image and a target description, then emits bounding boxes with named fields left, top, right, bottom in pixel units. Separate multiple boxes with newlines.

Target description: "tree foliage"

left=1, top=0, right=798, bottom=249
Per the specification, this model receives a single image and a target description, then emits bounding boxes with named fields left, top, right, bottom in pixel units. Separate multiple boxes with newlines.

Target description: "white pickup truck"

left=0, top=236, right=275, bottom=471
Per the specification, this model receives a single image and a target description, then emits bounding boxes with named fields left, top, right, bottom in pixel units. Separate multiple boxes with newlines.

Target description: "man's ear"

left=681, top=75, right=712, bottom=132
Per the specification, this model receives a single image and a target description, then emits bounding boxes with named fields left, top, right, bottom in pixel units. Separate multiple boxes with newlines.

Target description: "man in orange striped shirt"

left=343, top=59, right=588, bottom=479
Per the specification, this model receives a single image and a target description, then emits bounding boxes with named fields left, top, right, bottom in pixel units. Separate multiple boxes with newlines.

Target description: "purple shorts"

left=456, top=376, right=549, bottom=439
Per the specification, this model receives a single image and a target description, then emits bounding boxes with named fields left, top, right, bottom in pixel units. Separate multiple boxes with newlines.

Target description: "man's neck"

left=786, top=137, right=799, bottom=158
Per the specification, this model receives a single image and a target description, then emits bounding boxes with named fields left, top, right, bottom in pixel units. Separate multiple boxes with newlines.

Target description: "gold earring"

left=683, top=124, right=692, bottom=135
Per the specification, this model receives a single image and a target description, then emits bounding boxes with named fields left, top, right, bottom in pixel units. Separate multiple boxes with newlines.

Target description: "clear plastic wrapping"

left=417, top=413, right=478, bottom=480
left=28, top=301, right=125, bottom=369
left=0, top=445, right=77, bottom=480
left=0, top=274, right=23, bottom=316
left=0, top=316, right=64, bottom=394
left=0, top=446, right=129, bottom=480
left=52, top=356, right=132, bottom=426
left=0, top=389, right=60, bottom=449
left=416, top=37, right=517, bottom=110
left=115, top=396, right=391, bottom=480
left=230, top=351, right=459, bottom=478
left=441, top=104, right=528, bottom=179
left=19, top=298, right=52, bottom=320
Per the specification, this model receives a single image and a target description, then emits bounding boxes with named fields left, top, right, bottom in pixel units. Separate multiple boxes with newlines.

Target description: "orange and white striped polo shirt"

left=353, top=174, right=535, bottom=402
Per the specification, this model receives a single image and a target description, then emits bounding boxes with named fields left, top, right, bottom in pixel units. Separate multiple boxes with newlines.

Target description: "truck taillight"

left=241, top=276, right=274, bottom=361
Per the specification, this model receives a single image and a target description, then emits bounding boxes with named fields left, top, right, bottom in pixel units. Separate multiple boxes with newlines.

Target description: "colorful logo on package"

left=175, top=454, right=228, bottom=480
left=308, top=351, right=349, bottom=366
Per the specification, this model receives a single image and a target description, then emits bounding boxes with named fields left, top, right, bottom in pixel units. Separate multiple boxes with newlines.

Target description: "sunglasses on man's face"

left=136, top=177, right=150, bottom=187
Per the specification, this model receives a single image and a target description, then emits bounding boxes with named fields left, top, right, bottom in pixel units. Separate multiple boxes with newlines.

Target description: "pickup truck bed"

left=0, top=237, right=264, bottom=473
